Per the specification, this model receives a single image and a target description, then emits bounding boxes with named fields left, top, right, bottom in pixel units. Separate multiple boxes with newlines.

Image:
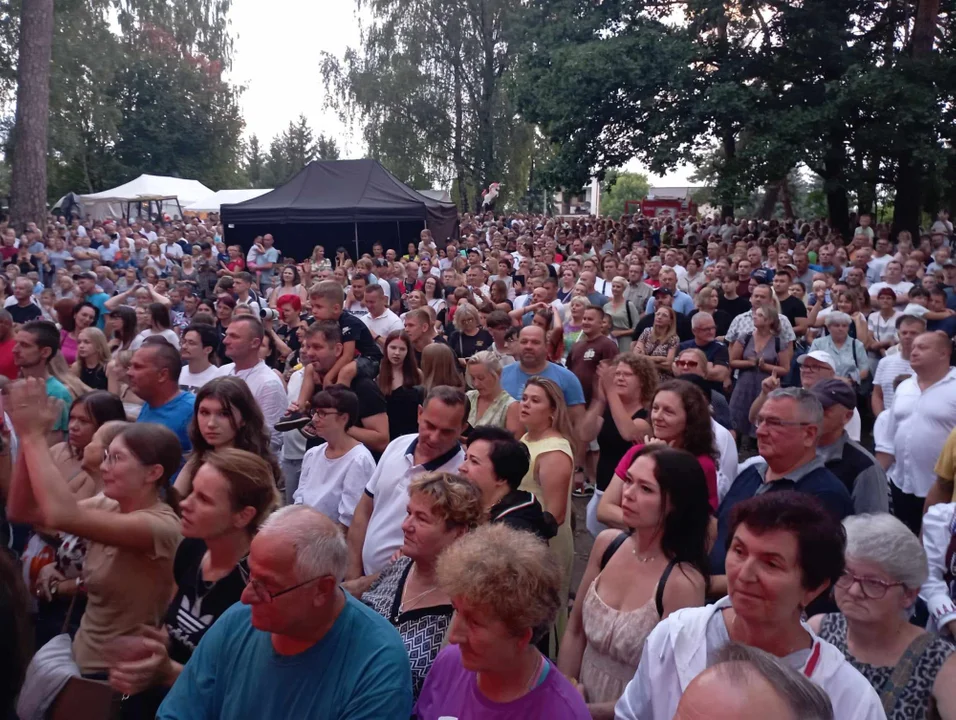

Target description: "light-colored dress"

left=466, top=389, right=514, bottom=429
left=579, top=573, right=662, bottom=703
left=520, top=433, right=574, bottom=643
left=605, top=299, right=638, bottom=352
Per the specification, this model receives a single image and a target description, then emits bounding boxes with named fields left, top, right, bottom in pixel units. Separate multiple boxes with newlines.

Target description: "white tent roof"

left=81, top=174, right=213, bottom=204
left=185, top=189, right=272, bottom=213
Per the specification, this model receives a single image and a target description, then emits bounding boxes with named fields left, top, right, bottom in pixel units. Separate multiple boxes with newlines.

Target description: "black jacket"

left=489, top=490, right=558, bottom=541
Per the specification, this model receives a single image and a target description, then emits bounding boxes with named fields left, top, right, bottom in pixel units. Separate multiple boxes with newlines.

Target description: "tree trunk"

left=757, top=183, right=780, bottom=220
left=719, top=131, right=736, bottom=219
left=9, top=0, right=55, bottom=232
left=780, top=178, right=794, bottom=219
left=453, top=62, right=468, bottom=212
left=893, top=0, right=940, bottom=237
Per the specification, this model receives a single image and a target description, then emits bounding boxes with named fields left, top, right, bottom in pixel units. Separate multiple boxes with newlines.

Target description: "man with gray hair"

left=157, top=505, right=413, bottom=719
left=709, top=387, right=852, bottom=593
left=675, top=643, right=833, bottom=720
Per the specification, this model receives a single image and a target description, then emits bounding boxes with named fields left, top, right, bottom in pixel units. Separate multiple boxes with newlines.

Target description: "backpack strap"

left=655, top=558, right=678, bottom=618
left=878, top=632, right=934, bottom=715
left=600, top=531, right=631, bottom=571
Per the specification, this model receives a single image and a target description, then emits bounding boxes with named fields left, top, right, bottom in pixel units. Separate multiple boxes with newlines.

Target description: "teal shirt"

left=157, top=594, right=413, bottom=720
left=84, top=291, right=110, bottom=330
left=46, top=376, right=72, bottom=433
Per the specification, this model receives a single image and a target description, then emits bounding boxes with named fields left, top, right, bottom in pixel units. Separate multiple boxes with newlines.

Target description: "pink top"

left=615, top=443, right=718, bottom=511
left=60, top=329, right=78, bottom=365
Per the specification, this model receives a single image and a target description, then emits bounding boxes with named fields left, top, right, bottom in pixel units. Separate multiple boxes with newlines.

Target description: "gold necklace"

left=399, top=565, right=438, bottom=613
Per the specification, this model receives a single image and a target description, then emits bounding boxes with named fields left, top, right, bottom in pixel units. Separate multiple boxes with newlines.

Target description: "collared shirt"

left=872, top=353, right=912, bottom=412
left=624, top=282, right=653, bottom=313
left=724, top=309, right=796, bottom=345
left=816, top=432, right=889, bottom=514
left=362, top=435, right=464, bottom=575
left=710, top=456, right=852, bottom=574
left=885, top=368, right=956, bottom=497
left=644, top=290, right=695, bottom=316
left=220, top=360, right=287, bottom=450
left=362, top=308, right=403, bottom=340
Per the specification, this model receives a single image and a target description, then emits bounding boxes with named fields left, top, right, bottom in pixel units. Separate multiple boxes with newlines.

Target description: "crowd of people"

left=2, top=209, right=956, bottom=719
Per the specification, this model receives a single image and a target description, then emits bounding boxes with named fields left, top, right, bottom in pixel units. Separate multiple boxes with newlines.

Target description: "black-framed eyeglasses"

left=246, top=575, right=328, bottom=604
left=310, top=408, right=343, bottom=419
left=835, top=570, right=904, bottom=599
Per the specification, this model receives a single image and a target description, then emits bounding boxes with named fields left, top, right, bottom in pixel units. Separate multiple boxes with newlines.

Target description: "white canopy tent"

left=184, top=189, right=272, bottom=214
left=78, top=174, right=213, bottom=220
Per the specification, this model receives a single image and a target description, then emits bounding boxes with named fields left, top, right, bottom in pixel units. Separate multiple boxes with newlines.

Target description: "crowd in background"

left=2, top=208, right=956, bottom=718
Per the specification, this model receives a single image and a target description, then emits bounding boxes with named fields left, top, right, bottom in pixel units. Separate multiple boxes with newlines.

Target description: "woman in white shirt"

left=130, top=303, right=180, bottom=350
left=293, top=386, right=375, bottom=530
left=616, top=492, right=885, bottom=720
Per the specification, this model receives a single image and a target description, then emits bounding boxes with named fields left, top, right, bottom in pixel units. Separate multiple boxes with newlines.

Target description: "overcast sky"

left=226, top=0, right=696, bottom=188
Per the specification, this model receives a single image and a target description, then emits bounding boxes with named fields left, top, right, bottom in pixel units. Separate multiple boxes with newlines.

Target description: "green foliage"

left=512, top=0, right=956, bottom=231
left=601, top=171, right=649, bottom=219
left=4, top=0, right=246, bottom=201
left=257, top=115, right=340, bottom=187
left=321, top=0, right=527, bottom=210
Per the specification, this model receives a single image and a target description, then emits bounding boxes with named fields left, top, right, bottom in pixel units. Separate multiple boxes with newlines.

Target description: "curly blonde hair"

left=609, top=352, right=659, bottom=404
left=408, top=472, right=483, bottom=530
left=437, top=523, right=562, bottom=638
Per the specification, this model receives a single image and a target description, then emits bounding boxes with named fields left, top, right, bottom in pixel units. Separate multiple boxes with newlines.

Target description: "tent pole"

left=354, top=223, right=359, bottom=259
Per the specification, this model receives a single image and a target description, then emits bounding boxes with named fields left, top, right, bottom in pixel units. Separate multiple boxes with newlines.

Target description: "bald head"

left=909, top=331, right=953, bottom=375
left=675, top=644, right=832, bottom=720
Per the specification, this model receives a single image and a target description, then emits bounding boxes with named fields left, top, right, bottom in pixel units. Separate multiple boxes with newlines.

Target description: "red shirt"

left=615, top=443, right=718, bottom=511
left=227, top=258, right=245, bottom=272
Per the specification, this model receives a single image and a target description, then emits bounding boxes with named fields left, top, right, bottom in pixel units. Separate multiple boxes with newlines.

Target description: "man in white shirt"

left=879, top=331, right=956, bottom=534
left=867, top=236, right=893, bottom=285
left=868, top=260, right=913, bottom=307
left=178, top=324, right=225, bottom=393
left=344, top=386, right=468, bottom=593
left=220, top=315, right=287, bottom=451
left=361, top=284, right=403, bottom=347
left=465, top=265, right=490, bottom=301
left=345, top=273, right=370, bottom=319
left=161, top=236, right=184, bottom=260
left=232, top=272, right=262, bottom=315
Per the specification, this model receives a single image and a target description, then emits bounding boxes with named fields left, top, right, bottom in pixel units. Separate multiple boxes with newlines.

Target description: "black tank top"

left=595, top=406, right=648, bottom=491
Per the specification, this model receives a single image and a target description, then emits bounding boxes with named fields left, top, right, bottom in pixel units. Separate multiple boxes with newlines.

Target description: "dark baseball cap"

left=751, top=268, right=773, bottom=285
left=653, top=287, right=674, bottom=298
left=809, top=379, right=856, bottom=410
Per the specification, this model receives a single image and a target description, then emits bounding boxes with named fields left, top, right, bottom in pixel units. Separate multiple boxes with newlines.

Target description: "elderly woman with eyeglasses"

left=809, top=311, right=869, bottom=382
left=809, top=514, right=956, bottom=719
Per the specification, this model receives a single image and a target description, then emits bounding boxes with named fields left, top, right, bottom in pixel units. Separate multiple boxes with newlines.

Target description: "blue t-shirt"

left=46, top=376, right=73, bottom=433
left=157, top=595, right=413, bottom=720
left=501, top=362, right=585, bottom=407
left=137, top=391, right=195, bottom=455
left=84, top=291, right=111, bottom=330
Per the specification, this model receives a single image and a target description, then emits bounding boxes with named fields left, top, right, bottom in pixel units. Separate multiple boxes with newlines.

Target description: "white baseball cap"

left=797, top=351, right=836, bottom=372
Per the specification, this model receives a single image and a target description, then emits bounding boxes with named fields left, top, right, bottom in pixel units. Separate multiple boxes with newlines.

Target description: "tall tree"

left=9, top=0, right=54, bottom=230
left=246, top=134, right=264, bottom=187
left=322, top=0, right=520, bottom=210
left=316, top=133, right=340, bottom=161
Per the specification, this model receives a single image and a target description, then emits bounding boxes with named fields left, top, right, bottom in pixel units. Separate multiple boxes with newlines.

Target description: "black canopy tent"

left=220, top=159, right=459, bottom=260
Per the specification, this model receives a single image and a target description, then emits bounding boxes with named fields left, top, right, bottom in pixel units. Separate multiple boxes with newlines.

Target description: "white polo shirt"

left=885, top=368, right=956, bottom=497
left=362, top=308, right=403, bottom=340
left=361, top=434, right=464, bottom=575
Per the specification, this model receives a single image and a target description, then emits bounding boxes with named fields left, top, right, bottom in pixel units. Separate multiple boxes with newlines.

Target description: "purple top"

left=415, top=645, right=590, bottom=719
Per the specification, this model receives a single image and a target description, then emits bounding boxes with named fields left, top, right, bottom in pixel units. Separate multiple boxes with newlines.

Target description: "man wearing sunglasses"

left=157, top=505, right=413, bottom=719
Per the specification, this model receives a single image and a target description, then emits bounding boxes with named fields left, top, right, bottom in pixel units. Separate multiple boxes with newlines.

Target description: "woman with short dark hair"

left=615, top=492, right=885, bottom=720
left=458, top=425, right=555, bottom=540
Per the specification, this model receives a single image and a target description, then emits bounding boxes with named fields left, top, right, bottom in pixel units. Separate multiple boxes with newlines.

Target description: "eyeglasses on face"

left=245, top=575, right=328, bottom=604
left=835, top=570, right=904, bottom=599
left=310, top=409, right=343, bottom=419
left=754, top=416, right=812, bottom=430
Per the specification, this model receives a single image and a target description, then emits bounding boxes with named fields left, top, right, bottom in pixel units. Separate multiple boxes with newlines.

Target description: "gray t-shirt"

left=705, top=608, right=812, bottom=669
